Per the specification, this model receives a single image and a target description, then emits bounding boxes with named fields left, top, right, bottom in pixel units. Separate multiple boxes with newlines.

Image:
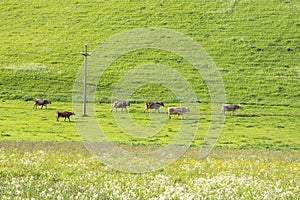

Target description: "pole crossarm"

left=80, top=44, right=91, bottom=57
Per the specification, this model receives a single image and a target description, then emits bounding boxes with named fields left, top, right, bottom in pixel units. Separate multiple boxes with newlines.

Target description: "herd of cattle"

left=33, top=99, right=75, bottom=122
left=110, top=101, right=242, bottom=119
left=33, top=99, right=242, bottom=121
left=111, top=101, right=192, bottom=119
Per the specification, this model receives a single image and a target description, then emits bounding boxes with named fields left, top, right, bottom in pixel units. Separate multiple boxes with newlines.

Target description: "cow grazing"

left=111, top=101, right=130, bottom=112
left=33, top=99, right=51, bottom=109
left=56, top=111, right=75, bottom=122
left=221, top=104, right=242, bottom=115
left=144, top=102, right=164, bottom=113
left=168, top=107, right=190, bottom=119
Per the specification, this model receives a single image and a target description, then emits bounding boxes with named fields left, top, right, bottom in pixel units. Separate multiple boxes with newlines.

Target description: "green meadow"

left=0, top=0, right=299, bottom=199
left=0, top=100, right=299, bottom=150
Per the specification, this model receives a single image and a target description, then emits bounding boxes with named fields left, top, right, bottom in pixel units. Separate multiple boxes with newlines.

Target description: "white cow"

left=33, top=99, right=51, bottom=109
left=168, top=107, right=189, bottom=119
left=111, top=101, right=130, bottom=112
left=221, top=104, right=242, bottom=115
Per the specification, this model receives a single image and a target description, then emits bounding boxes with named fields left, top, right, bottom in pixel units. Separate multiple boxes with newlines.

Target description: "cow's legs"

left=221, top=108, right=225, bottom=114
left=232, top=110, right=237, bottom=115
left=111, top=105, right=115, bottom=112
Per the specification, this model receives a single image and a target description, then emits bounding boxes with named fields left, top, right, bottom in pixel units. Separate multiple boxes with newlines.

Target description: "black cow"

left=144, top=102, right=164, bottom=113
left=56, top=111, right=75, bottom=122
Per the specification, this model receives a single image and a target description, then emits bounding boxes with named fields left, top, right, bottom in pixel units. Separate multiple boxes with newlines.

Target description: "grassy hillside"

left=0, top=0, right=299, bottom=104
left=0, top=0, right=299, bottom=149
left=1, top=2, right=299, bottom=198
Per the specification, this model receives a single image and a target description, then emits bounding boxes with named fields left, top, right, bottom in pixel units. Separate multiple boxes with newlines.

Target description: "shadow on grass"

left=56, top=120, right=75, bottom=123
left=235, top=114, right=260, bottom=117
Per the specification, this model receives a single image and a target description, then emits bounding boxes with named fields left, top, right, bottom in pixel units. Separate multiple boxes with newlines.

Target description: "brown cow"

left=111, top=101, right=130, bottom=112
left=144, top=102, right=164, bottom=113
left=57, top=111, right=75, bottom=121
left=33, top=99, right=51, bottom=109
left=168, top=107, right=189, bottom=119
left=221, top=104, right=242, bottom=115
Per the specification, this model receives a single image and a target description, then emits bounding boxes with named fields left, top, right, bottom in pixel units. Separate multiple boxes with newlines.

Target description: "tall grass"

left=0, top=143, right=299, bottom=199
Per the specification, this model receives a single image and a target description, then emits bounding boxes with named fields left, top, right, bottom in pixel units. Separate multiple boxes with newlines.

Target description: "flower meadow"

left=0, top=146, right=299, bottom=200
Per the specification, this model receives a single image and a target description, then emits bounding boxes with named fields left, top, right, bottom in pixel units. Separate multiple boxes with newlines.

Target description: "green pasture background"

left=0, top=0, right=299, bottom=150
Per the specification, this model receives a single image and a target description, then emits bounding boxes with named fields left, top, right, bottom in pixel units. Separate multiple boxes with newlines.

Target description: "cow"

left=221, top=104, right=242, bottom=115
left=56, top=111, right=75, bottom=122
left=144, top=102, right=164, bottom=113
left=168, top=107, right=190, bottom=119
left=33, top=99, right=51, bottom=109
left=111, top=101, right=130, bottom=112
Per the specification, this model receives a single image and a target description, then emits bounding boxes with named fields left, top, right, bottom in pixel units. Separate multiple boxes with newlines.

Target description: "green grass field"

left=0, top=0, right=299, bottom=199
left=1, top=0, right=299, bottom=104
left=0, top=100, right=299, bottom=151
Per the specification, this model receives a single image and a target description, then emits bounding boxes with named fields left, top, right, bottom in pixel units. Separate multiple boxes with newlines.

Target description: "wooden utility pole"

left=80, top=44, right=90, bottom=116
